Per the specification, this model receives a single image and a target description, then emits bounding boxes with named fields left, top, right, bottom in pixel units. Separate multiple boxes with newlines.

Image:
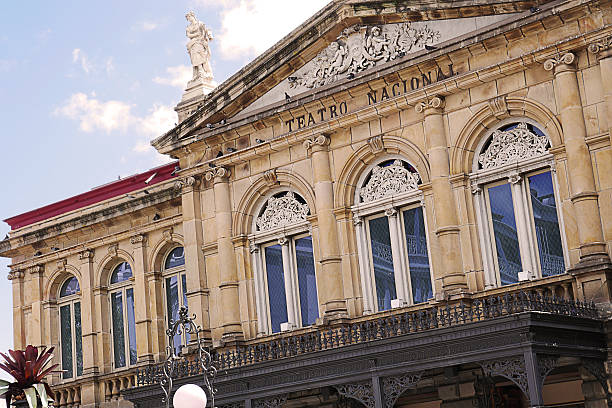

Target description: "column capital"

left=7, top=269, right=24, bottom=281
left=508, top=173, right=522, bottom=185
left=249, top=242, right=259, bottom=253
left=205, top=167, right=231, bottom=183
left=277, top=237, right=289, bottom=246
left=588, top=36, right=612, bottom=59
left=303, top=134, right=330, bottom=155
left=130, top=234, right=146, bottom=247
left=79, top=249, right=94, bottom=261
left=471, top=185, right=482, bottom=195
left=415, top=96, right=445, bottom=114
left=353, top=215, right=363, bottom=226
left=543, top=52, right=575, bottom=73
left=385, top=207, right=398, bottom=217
left=27, top=264, right=45, bottom=275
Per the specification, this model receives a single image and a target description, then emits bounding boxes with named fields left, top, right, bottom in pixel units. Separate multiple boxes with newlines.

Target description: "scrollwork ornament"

left=478, top=122, right=550, bottom=169
left=254, top=395, right=287, bottom=408
left=334, top=382, right=375, bottom=408
left=256, top=191, right=310, bottom=231
left=508, top=173, right=521, bottom=185
left=79, top=249, right=94, bottom=261
left=303, top=134, right=330, bottom=153
left=543, top=52, right=575, bottom=71
left=130, top=234, right=146, bottom=245
left=480, top=358, right=529, bottom=396
left=205, top=167, right=231, bottom=183
left=353, top=215, right=363, bottom=226
left=588, top=36, right=612, bottom=54
left=360, top=160, right=420, bottom=203
left=7, top=270, right=24, bottom=281
left=537, top=355, right=559, bottom=387
left=415, top=96, right=444, bottom=113
left=382, top=372, right=422, bottom=408
left=385, top=207, right=398, bottom=217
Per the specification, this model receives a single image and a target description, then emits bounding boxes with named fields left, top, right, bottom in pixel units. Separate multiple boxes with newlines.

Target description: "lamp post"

left=161, top=306, right=216, bottom=408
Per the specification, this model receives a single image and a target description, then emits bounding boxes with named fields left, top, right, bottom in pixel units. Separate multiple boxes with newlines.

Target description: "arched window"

left=163, top=247, right=187, bottom=353
left=471, top=121, right=568, bottom=287
left=58, top=276, right=83, bottom=380
left=251, top=191, right=319, bottom=334
left=109, top=262, right=137, bottom=369
left=352, top=158, right=433, bottom=314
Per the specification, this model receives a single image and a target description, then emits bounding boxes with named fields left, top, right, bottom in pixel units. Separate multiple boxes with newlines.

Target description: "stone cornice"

left=175, top=24, right=612, bottom=176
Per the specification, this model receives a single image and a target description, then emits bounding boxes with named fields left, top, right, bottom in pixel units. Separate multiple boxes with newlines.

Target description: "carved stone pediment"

left=288, top=23, right=440, bottom=90
left=360, top=160, right=420, bottom=203
left=478, top=123, right=550, bottom=170
left=256, top=192, right=310, bottom=231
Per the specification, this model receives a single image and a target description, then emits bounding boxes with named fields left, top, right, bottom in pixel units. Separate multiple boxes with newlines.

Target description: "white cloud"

left=153, top=65, right=192, bottom=88
left=105, top=57, right=115, bottom=75
left=132, top=21, right=160, bottom=31
left=72, top=48, right=93, bottom=74
left=216, top=0, right=329, bottom=60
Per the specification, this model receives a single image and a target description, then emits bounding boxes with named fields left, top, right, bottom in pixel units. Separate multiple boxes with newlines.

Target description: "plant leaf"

left=24, top=386, right=38, bottom=408
left=33, top=383, right=49, bottom=408
left=0, top=379, right=9, bottom=387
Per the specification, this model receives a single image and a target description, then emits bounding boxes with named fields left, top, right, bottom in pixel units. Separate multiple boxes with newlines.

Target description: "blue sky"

left=0, top=0, right=328, bottom=388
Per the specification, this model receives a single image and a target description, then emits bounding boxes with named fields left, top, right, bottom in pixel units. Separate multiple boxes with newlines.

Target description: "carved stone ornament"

left=487, top=96, right=509, bottom=119
left=480, top=357, right=529, bottom=396
left=478, top=123, right=550, bottom=170
left=7, top=270, right=24, bottom=281
left=79, top=249, right=94, bottom=261
left=382, top=372, right=422, bottom=408
left=130, top=234, right=146, bottom=245
left=256, top=191, right=310, bottom=231
left=205, top=167, right=230, bottom=182
left=543, top=52, right=575, bottom=71
left=108, top=244, right=119, bottom=257
left=263, top=169, right=278, bottom=186
left=360, top=160, right=420, bottom=203
left=253, top=395, right=287, bottom=408
left=415, top=96, right=444, bottom=113
left=303, top=135, right=330, bottom=152
left=334, top=382, right=375, bottom=408
left=185, top=11, right=214, bottom=81
left=55, top=259, right=67, bottom=271
left=367, top=135, right=384, bottom=154
left=29, top=265, right=44, bottom=275
left=289, top=23, right=440, bottom=90
left=588, top=36, right=612, bottom=54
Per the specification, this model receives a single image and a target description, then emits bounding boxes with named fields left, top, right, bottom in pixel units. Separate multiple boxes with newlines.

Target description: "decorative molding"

left=289, top=23, right=440, bottom=90
left=7, top=270, right=24, bottom=281
left=537, top=355, right=559, bottom=387
left=256, top=192, right=310, bottom=231
left=508, top=173, right=522, bottom=185
left=382, top=372, right=422, bottom=408
left=415, top=96, right=444, bottom=113
left=588, top=36, right=612, bottom=54
left=108, top=244, right=118, bottom=257
left=162, top=228, right=173, bottom=242
left=303, top=134, right=330, bottom=154
left=55, top=259, right=67, bottom=271
left=480, top=357, right=528, bottom=396
left=131, top=234, right=146, bottom=245
left=471, top=186, right=482, bottom=195
left=277, top=237, right=289, bottom=246
left=334, top=381, right=375, bottom=408
left=487, top=96, right=509, bottom=119
left=384, top=207, right=397, bottom=217
left=174, top=179, right=185, bottom=190
left=185, top=176, right=198, bottom=187
left=253, top=395, right=287, bottom=408
left=263, top=169, right=278, bottom=186
left=367, top=135, right=384, bottom=154
left=543, top=52, right=575, bottom=71
left=360, top=160, right=420, bottom=203
left=79, top=249, right=94, bottom=261
left=205, top=167, right=231, bottom=183
left=353, top=215, right=363, bottom=226
left=478, top=122, right=550, bottom=170
left=249, top=243, right=258, bottom=253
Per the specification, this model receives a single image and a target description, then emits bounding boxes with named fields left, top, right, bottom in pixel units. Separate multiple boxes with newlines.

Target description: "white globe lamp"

left=173, top=384, right=208, bottom=408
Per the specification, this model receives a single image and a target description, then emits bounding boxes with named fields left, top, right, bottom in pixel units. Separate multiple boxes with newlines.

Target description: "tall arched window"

left=58, top=276, right=83, bottom=380
left=251, top=191, right=319, bottom=334
left=109, top=262, right=137, bottom=369
left=352, top=158, right=433, bottom=314
left=163, top=247, right=187, bottom=353
left=471, top=121, right=568, bottom=287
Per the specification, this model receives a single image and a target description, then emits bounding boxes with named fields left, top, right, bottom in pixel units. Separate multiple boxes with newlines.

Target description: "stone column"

left=416, top=97, right=467, bottom=296
left=205, top=167, right=243, bottom=340
left=589, top=37, right=612, bottom=146
left=353, top=216, right=374, bottom=314
left=544, top=52, right=609, bottom=263
left=8, top=269, right=25, bottom=349
left=279, top=237, right=298, bottom=329
left=78, top=250, right=98, bottom=376
left=304, top=135, right=348, bottom=319
left=179, top=176, right=211, bottom=340
left=130, top=234, right=154, bottom=363
left=27, top=265, right=44, bottom=347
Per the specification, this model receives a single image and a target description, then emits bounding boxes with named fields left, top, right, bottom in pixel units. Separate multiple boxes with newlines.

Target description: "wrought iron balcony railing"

left=134, top=291, right=598, bottom=387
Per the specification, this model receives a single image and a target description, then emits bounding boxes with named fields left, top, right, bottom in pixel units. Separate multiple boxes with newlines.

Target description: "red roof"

left=4, top=162, right=179, bottom=230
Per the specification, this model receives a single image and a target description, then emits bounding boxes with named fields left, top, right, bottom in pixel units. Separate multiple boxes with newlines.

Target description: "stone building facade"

left=3, top=0, right=612, bottom=407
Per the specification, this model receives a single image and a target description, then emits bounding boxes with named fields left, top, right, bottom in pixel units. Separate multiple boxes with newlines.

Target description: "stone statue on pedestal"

left=185, top=11, right=214, bottom=81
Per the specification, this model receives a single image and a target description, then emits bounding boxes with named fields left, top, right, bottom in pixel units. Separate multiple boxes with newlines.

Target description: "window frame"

left=108, top=261, right=137, bottom=370
left=161, top=246, right=187, bottom=354
left=470, top=118, right=570, bottom=287
left=57, top=276, right=83, bottom=381
left=250, top=190, right=319, bottom=335
left=352, top=157, right=435, bottom=314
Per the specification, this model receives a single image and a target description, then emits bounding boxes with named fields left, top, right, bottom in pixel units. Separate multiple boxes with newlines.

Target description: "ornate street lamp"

left=161, top=306, right=216, bottom=408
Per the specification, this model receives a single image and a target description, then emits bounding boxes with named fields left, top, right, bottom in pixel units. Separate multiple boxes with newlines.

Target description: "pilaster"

left=27, top=264, right=44, bottom=347
left=304, top=134, right=348, bottom=319
left=205, top=167, right=243, bottom=341
left=415, top=96, right=468, bottom=296
left=78, top=249, right=99, bottom=376
left=8, top=269, right=25, bottom=348
left=588, top=36, right=612, bottom=146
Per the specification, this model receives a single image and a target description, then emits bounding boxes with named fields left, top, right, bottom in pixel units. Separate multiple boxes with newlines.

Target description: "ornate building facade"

left=3, top=0, right=612, bottom=407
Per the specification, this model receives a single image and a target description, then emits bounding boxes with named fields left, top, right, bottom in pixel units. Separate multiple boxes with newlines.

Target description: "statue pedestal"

left=181, top=77, right=216, bottom=103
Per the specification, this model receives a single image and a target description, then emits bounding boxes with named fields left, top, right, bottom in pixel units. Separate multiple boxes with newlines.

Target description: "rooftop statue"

left=185, top=11, right=214, bottom=82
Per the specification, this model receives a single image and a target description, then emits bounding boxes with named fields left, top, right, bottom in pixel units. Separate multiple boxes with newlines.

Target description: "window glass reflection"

left=60, top=304, right=73, bottom=379
left=369, top=216, right=396, bottom=311
left=60, top=277, right=80, bottom=297
left=402, top=207, right=432, bottom=303
left=165, top=276, right=182, bottom=354
left=265, top=244, right=287, bottom=333
left=295, top=236, right=318, bottom=326
left=126, top=288, right=137, bottom=365
left=165, top=247, right=185, bottom=269
left=74, top=302, right=83, bottom=377
left=110, top=262, right=133, bottom=284
left=488, top=183, right=522, bottom=285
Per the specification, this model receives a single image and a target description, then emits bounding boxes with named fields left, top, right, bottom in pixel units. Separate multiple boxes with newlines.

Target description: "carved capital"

left=249, top=243, right=259, bottom=254
left=263, top=169, right=278, bottom=186
left=29, top=265, right=44, bottom=275
left=130, top=234, right=146, bottom=246
left=385, top=207, right=398, bottom=217
left=543, top=52, right=575, bottom=71
left=367, top=135, right=384, bottom=154
left=471, top=186, right=482, bottom=195
left=508, top=173, right=522, bottom=185
left=415, top=96, right=445, bottom=114
left=79, top=249, right=94, bottom=261
left=353, top=215, right=363, bottom=227
left=278, top=237, right=289, bottom=246
left=205, top=167, right=231, bottom=183
left=303, top=134, right=330, bottom=154
left=588, top=36, right=612, bottom=56
left=7, top=270, right=24, bottom=281
left=174, top=179, right=185, bottom=190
